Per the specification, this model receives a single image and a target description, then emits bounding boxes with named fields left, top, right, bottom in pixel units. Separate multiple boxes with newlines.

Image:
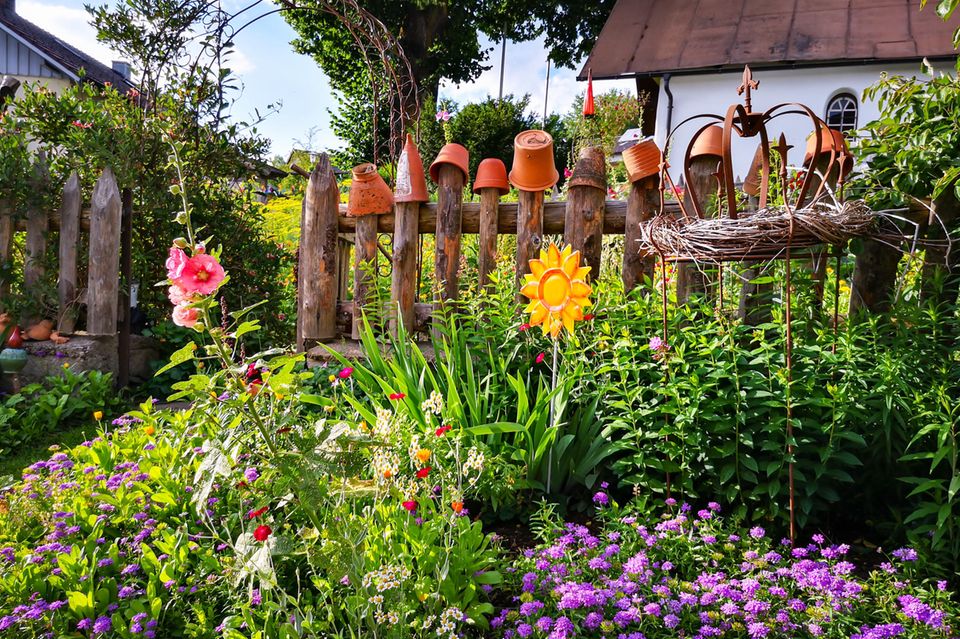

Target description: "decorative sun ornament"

left=520, top=243, right=592, bottom=338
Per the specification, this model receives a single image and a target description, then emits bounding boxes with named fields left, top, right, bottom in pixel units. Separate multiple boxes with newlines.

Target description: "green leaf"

left=155, top=342, right=197, bottom=375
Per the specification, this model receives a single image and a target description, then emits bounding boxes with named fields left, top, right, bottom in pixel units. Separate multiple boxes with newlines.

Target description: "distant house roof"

left=580, top=0, right=960, bottom=80
left=0, top=1, right=132, bottom=87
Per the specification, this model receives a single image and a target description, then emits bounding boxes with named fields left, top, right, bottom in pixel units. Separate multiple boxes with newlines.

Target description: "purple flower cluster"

left=493, top=504, right=958, bottom=638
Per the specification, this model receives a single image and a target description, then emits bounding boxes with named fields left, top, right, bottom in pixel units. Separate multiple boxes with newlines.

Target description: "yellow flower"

left=416, top=448, right=431, bottom=464
left=144, top=425, right=155, bottom=436
left=328, top=374, right=336, bottom=383
left=417, top=593, right=427, bottom=602
left=520, top=243, right=592, bottom=338
left=93, top=411, right=103, bottom=421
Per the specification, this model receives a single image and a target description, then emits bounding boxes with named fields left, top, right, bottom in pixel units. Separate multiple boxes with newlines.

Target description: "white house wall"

left=652, top=63, right=953, bottom=182
left=0, top=28, right=67, bottom=79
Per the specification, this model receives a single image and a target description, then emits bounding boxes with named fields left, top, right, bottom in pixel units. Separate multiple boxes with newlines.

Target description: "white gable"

left=0, top=24, right=71, bottom=79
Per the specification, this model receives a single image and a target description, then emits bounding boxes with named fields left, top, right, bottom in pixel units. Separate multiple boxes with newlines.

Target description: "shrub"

left=493, top=499, right=959, bottom=638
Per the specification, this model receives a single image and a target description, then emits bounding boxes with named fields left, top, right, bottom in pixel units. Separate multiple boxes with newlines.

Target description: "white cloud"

left=18, top=0, right=119, bottom=67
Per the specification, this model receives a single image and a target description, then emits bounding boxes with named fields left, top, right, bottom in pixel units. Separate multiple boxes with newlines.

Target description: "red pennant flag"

left=583, top=68, right=596, bottom=117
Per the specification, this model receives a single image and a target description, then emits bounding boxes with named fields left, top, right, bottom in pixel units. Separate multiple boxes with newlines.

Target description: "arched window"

left=825, top=93, right=858, bottom=133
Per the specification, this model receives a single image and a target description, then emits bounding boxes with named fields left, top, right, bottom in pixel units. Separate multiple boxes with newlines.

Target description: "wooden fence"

left=295, top=152, right=666, bottom=351
left=0, top=168, right=127, bottom=366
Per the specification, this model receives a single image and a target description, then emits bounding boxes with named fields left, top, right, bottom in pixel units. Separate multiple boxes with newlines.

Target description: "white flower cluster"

left=407, top=435, right=421, bottom=464
left=371, top=450, right=399, bottom=482
left=421, top=390, right=444, bottom=418
left=374, top=407, right=393, bottom=439
left=436, top=606, right=463, bottom=636
left=464, top=447, right=485, bottom=474
left=362, top=563, right=411, bottom=592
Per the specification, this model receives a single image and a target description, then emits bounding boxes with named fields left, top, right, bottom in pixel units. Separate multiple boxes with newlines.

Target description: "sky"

left=18, top=0, right=635, bottom=159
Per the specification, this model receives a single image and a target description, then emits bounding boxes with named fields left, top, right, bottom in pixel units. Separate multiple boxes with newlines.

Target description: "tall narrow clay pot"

left=623, top=138, right=663, bottom=184
left=430, top=143, right=470, bottom=184
left=395, top=134, right=429, bottom=203
left=509, top=130, right=559, bottom=192
left=473, top=159, right=510, bottom=195
left=348, top=163, right=394, bottom=216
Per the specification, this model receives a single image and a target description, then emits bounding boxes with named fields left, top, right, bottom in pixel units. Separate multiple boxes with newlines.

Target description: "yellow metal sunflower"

left=520, top=243, right=592, bottom=338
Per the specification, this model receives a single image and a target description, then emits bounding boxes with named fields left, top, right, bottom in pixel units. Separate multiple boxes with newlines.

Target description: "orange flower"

left=143, top=425, right=155, bottom=436
left=451, top=501, right=464, bottom=514
left=416, top=448, right=431, bottom=464
left=383, top=469, right=393, bottom=479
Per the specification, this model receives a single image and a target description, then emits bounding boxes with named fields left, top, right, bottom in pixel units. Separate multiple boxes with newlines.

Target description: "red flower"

left=535, top=352, right=545, bottom=364
left=389, top=392, right=406, bottom=400
left=435, top=425, right=452, bottom=437
left=248, top=506, right=268, bottom=520
left=236, top=481, right=248, bottom=489
left=584, top=314, right=595, bottom=321
left=253, top=524, right=272, bottom=542
left=519, top=323, right=531, bottom=332
left=401, top=500, right=417, bottom=512
left=416, top=467, right=432, bottom=479
left=339, top=367, right=353, bottom=379
left=276, top=427, right=291, bottom=434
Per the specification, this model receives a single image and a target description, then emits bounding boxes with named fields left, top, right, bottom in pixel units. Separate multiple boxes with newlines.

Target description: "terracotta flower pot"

left=509, top=130, right=559, bottom=192
left=347, top=163, right=394, bottom=217
left=429, top=143, right=470, bottom=183
left=690, top=125, right=724, bottom=159
left=6, top=326, right=22, bottom=349
left=743, top=144, right=765, bottom=197
left=472, top=158, right=510, bottom=195
left=568, top=146, right=606, bottom=190
left=395, top=134, right=429, bottom=203
left=25, top=319, right=53, bottom=342
left=804, top=127, right=853, bottom=177
left=623, top=138, right=663, bottom=183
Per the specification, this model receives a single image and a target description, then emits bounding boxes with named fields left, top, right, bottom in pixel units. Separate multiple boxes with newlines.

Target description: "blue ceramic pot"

left=0, top=348, right=28, bottom=374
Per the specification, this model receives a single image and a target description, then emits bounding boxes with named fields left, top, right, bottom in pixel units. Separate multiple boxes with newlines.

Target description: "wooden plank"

left=516, top=189, right=545, bottom=301
left=351, top=215, right=378, bottom=340
left=434, top=164, right=465, bottom=302
left=477, top=187, right=500, bottom=289
left=676, top=156, right=717, bottom=303
left=622, top=175, right=659, bottom=292
left=24, top=157, right=49, bottom=323
left=56, top=172, right=81, bottom=334
left=297, top=155, right=340, bottom=350
left=564, top=185, right=605, bottom=275
left=86, top=168, right=122, bottom=336
left=0, top=199, right=12, bottom=307
left=391, top=201, right=419, bottom=336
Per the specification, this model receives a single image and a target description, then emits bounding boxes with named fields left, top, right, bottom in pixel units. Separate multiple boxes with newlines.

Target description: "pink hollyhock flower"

left=177, top=254, right=225, bottom=295
left=166, top=247, right=188, bottom=281
left=167, top=284, right=193, bottom=305
left=172, top=303, right=199, bottom=328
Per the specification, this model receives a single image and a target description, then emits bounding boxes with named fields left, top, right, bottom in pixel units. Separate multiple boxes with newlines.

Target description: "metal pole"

left=498, top=36, right=507, bottom=101
left=542, top=58, right=551, bottom=129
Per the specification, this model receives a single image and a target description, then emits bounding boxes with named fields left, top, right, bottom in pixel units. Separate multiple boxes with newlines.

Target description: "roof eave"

left=0, top=21, right=80, bottom=82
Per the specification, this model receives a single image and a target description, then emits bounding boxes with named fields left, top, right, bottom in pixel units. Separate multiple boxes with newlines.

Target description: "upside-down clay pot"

left=25, top=319, right=53, bottom=341
left=623, top=138, right=663, bottom=183
left=348, top=163, right=394, bottom=216
left=395, top=134, right=429, bottom=203
left=743, top=144, right=765, bottom=197
left=804, top=127, right=853, bottom=177
left=509, top=130, right=559, bottom=191
left=473, top=159, right=510, bottom=195
left=568, top=146, right=606, bottom=190
left=429, top=143, right=470, bottom=184
left=690, top=125, right=724, bottom=159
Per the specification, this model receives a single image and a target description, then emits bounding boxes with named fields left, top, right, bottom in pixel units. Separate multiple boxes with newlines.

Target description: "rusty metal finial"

left=737, top=65, right=759, bottom=113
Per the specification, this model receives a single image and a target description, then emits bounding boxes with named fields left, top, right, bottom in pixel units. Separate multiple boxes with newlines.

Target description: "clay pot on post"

left=473, top=159, right=510, bottom=289
left=347, top=163, right=393, bottom=340
left=429, top=143, right=470, bottom=185
left=690, top=125, right=724, bottom=160
left=430, top=144, right=469, bottom=320
left=623, top=138, right=663, bottom=184
left=804, top=126, right=852, bottom=182
left=391, top=135, right=428, bottom=337
left=509, top=130, right=559, bottom=192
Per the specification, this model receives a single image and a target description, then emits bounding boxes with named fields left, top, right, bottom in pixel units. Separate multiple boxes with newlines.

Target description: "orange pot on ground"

left=690, top=125, right=724, bottom=159
left=568, top=146, right=606, bottom=190
left=509, top=130, right=559, bottom=192
left=472, top=159, right=509, bottom=195
left=623, top=138, right=663, bottom=183
left=348, top=163, right=394, bottom=216
left=25, top=319, right=53, bottom=341
left=430, top=143, right=470, bottom=184
left=395, top=134, right=429, bottom=203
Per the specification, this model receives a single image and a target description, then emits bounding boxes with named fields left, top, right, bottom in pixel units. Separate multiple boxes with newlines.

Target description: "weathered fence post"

left=676, top=153, right=718, bottom=303
left=24, top=156, right=49, bottom=321
left=118, top=188, right=133, bottom=387
left=347, top=163, right=392, bottom=340
left=516, top=189, right=545, bottom=300
left=737, top=145, right=774, bottom=325
left=0, top=199, right=13, bottom=307
left=297, top=154, right=340, bottom=350
left=57, top=172, right=81, bottom=333
left=623, top=174, right=659, bottom=292
left=433, top=161, right=466, bottom=303
left=391, top=135, right=428, bottom=337
left=474, top=158, right=509, bottom=289
left=86, top=168, right=122, bottom=335
left=564, top=146, right=606, bottom=274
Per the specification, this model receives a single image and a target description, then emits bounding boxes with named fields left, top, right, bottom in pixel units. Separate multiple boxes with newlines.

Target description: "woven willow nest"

left=638, top=200, right=882, bottom=263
